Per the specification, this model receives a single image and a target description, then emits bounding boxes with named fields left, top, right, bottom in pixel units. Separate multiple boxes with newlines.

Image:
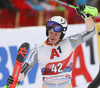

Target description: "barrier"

left=0, top=9, right=16, bottom=28
left=0, top=9, right=88, bottom=28
left=0, top=9, right=100, bottom=28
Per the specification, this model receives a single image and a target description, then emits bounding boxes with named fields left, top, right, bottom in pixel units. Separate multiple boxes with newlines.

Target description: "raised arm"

left=85, top=17, right=94, bottom=31
left=68, top=4, right=97, bottom=49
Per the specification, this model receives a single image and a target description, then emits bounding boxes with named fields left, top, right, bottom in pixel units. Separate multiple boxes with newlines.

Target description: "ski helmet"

left=46, top=16, right=68, bottom=40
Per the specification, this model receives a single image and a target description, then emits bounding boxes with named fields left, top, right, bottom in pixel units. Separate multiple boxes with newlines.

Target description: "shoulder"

left=60, top=37, right=71, bottom=44
left=67, top=33, right=81, bottom=40
left=29, top=44, right=38, bottom=55
left=37, top=42, right=45, bottom=49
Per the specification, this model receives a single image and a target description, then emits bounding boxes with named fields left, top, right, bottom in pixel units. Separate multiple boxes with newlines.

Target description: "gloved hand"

left=6, top=75, right=14, bottom=86
left=4, top=75, right=20, bottom=88
left=75, top=4, right=90, bottom=19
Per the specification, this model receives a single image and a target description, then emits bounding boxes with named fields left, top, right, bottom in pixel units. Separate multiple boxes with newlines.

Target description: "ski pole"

left=51, top=0, right=78, bottom=9
left=51, top=0, right=98, bottom=17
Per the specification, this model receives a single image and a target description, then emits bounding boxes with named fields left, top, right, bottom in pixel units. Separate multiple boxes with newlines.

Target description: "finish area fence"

left=0, top=9, right=100, bottom=28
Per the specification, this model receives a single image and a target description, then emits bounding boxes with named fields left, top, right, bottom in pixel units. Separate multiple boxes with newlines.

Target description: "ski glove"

left=4, top=75, right=20, bottom=88
left=75, top=4, right=90, bottom=19
left=6, top=75, right=20, bottom=86
left=7, top=75, right=14, bottom=86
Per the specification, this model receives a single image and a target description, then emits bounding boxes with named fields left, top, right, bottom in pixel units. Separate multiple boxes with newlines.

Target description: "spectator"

left=49, top=0, right=58, bottom=8
left=30, top=0, right=39, bottom=5
left=49, top=0, right=66, bottom=12
left=97, top=0, right=100, bottom=11
left=76, top=0, right=88, bottom=5
left=88, top=0, right=98, bottom=8
left=26, top=0, right=43, bottom=11
left=26, top=0, right=56, bottom=11
left=11, top=0, right=32, bottom=10
left=39, top=0, right=56, bottom=11
left=0, top=0, right=15, bottom=12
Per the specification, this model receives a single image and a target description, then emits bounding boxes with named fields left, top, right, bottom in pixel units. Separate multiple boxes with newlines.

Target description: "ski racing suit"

left=18, top=19, right=96, bottom=88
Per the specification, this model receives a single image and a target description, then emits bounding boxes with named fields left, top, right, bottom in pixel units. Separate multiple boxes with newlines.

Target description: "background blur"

left=0, top=0, right=100, bottom=28
left=0, top=0, right=100, bottom=88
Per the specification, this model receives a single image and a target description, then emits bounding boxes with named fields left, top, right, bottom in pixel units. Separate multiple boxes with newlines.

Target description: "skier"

left=4, top=4, right=97, bottom=88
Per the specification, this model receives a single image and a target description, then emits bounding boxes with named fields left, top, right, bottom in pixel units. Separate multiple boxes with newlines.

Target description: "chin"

left=49, top=41, right=55, bottom=44
left=49, top=39, right=58, bottom=44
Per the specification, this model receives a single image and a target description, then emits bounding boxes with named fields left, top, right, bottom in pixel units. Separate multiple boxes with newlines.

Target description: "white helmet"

left=46, top=16, right=68, bottom=40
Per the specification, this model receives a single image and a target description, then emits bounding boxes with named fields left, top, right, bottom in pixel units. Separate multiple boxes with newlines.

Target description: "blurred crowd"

left=0, top=0, right=100, bottom=28
left=0, top=0, right=100, bottom=12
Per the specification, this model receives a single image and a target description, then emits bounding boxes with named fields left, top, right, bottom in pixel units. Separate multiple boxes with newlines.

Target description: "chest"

left=38, top=41, right=73, bottom=67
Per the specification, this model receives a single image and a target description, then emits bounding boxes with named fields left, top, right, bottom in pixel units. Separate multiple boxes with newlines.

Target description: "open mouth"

left=51, top=38, right=55, bottom=41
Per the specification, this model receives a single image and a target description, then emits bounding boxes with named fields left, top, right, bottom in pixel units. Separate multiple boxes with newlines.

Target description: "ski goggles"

left=46, top=21, right=67, bottom=32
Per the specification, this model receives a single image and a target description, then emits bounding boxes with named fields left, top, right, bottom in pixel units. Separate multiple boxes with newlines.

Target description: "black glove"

left=75, top=4, right=90, bottom=19
left=6, top=75, right=14, bottom=86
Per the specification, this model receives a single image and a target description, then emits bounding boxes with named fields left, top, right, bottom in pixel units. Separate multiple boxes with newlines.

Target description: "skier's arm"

left=18, top=46, right=38, bottom=83
left=69, top=4, right=97, bottom=49
left=69, top=18, right=96, bottom=49
left=84, top=17, right=94, bottom=31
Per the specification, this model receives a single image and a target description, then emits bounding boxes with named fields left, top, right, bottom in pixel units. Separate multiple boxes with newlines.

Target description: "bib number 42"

left=52, top=63, right=63, bottom=73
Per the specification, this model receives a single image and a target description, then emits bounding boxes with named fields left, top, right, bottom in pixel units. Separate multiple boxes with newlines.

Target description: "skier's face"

left=48, top=29, right=61, bottom=44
